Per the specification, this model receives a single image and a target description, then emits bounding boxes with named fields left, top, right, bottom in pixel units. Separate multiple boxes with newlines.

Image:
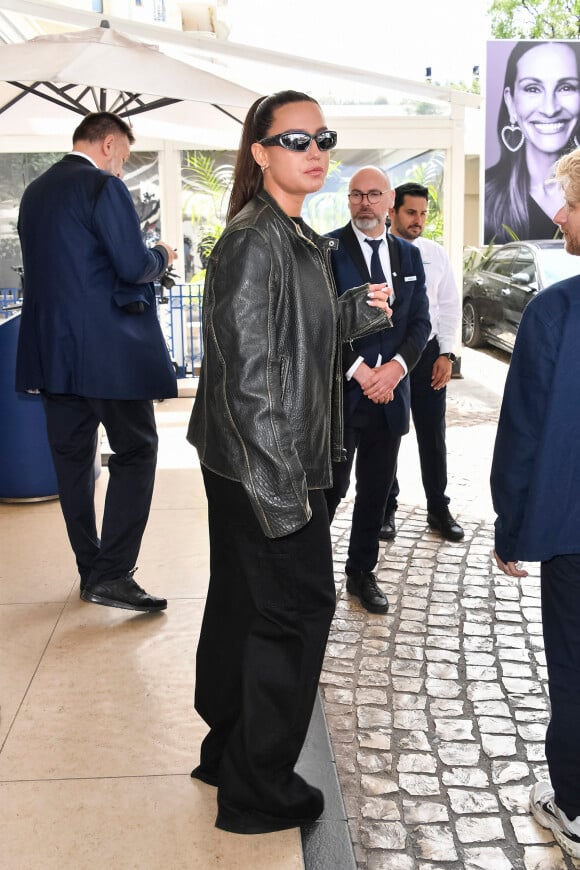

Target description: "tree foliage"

left=401, top=153, right=445, bottom=243
left=181, top=151, right=236, bottom=273
left=489, top=0, right=580, bottom=39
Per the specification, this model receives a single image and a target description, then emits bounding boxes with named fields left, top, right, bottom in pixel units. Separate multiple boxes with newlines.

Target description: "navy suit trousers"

left=387, top=337, right=449, bottom=514
left=326, top=398, right=400, bottom=574
left=541, top=554, right=580, bottom=820
left=42, top=393, right=158, bottom=584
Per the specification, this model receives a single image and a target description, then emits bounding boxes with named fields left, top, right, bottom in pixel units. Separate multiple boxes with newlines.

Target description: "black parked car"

left=462, top=240, right=580, bottom=352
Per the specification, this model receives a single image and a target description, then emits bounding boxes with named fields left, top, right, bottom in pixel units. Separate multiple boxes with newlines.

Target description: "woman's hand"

left=367, top=283, right=392, bottom=315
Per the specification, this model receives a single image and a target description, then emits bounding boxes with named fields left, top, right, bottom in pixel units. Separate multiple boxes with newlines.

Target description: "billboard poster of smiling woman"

left=484, top=40, right=580, bottom=244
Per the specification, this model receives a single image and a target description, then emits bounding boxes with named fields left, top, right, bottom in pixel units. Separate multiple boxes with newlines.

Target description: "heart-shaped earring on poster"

left=501, top=121, right=524, bottom=153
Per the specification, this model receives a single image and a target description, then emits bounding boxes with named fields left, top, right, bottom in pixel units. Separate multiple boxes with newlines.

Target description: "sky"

left=226, top=0, right=493, bottom=88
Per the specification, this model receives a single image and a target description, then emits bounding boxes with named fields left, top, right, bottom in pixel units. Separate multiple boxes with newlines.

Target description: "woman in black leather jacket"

left=187, top=90, right=391, bottom=835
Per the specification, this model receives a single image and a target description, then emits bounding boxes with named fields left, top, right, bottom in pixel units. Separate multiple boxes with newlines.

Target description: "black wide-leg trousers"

left=195, top=467, right=336, bottom=815
left=42, top=393, right=158, bottom=584
left=541, top=554, right=580, bottom=821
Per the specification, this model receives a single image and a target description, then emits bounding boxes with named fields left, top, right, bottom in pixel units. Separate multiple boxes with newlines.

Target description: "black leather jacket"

left=187, top=190, right=390, bottom=538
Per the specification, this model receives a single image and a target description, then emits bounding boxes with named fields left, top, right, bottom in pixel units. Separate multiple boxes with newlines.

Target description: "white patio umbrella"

left=0, top=21, right=259, bottom=147
left=0, top=21, right=262, bottom=290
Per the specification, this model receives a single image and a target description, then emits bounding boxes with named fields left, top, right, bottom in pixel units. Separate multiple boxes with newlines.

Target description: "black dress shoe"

left=379, top=509, right=397, bottom=541
left=191, top=765, right=219, bottom=787
left=215, top=786, right=324, bottom=835
left=346, top=571, right=389, bottom=614
left=80, top=569, right=167, bottom=612
left=427, top=509, right=464, bottom=542
left=79, top=568, right=93, bottom=593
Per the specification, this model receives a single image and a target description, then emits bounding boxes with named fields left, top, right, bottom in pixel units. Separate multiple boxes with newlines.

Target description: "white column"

left=443, top=100, right=466, bottom=293
left=157, top=140, right=184, bottom=260
left=157, top=141, right=187, bottom=372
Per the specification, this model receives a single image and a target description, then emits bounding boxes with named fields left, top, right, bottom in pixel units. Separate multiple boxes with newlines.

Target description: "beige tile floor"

left=0, top=397, right=304, bottom=870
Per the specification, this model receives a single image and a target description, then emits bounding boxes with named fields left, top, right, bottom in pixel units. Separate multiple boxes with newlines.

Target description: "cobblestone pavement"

left=320, top=348, right=580, bottom=870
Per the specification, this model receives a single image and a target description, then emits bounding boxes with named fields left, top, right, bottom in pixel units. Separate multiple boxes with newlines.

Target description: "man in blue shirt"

left=491, top=147, right=580, bottom=860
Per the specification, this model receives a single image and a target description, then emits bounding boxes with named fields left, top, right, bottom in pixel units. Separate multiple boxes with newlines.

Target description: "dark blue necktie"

left=365, top=238, right=386, bottom=284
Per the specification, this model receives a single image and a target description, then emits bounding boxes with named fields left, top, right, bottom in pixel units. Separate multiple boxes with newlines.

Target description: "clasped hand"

left=354, top=359, right=404, bottom=405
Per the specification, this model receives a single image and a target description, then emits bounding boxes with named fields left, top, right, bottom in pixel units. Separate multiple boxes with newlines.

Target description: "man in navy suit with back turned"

left=16, top=112, right=178, bottom=612
left=325, top=166, right=430, bottom=613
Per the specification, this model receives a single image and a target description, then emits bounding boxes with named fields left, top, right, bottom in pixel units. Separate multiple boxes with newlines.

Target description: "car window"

left=483, top=248, right=517, bottom=277
left=539, top=249, right=580, bottom=286
left=510, top=250, right=536, bottom=283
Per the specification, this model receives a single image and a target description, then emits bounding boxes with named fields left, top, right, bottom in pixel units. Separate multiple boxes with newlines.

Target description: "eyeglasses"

left=258, top=130, right=338, bottom=152
left=348, top=190, right=389, bottom=205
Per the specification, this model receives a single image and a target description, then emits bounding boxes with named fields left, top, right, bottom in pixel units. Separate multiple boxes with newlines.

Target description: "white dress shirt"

left=404, top=235, right=461, bottom=355
left=69, top=151, right=98, bottom=168
left=351, top=223, right=393, bottom=291
left=345, top=223, right=406, bottom=380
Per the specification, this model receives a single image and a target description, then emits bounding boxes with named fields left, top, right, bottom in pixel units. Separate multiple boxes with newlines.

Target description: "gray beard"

left=354, top=216, right=380, bottom=231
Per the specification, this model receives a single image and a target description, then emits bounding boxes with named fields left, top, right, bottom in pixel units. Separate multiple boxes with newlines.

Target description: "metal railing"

left=157, top=282, right=203, bottom=378
left=1, top=288, right=21, bottom=319
left=0, top=283, right=204, bottom=378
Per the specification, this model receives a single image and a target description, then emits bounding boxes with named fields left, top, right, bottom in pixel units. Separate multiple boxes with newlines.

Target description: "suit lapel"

left=385, top=234, right=405, bottom=308
left=340, top=225, right=409, bottom=312
left=340, top=223, right=371, bottom=282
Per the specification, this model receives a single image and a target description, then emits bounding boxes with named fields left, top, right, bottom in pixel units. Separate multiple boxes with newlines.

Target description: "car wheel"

left=462, top=299, right=483, bottom=348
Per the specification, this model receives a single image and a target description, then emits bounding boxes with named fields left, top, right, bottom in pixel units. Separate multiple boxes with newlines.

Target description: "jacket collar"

left=256, top=188, right=337, bottom=253
left=62, top=153, right=98, bottom=167
left=337, top=222, right=406, bottom=303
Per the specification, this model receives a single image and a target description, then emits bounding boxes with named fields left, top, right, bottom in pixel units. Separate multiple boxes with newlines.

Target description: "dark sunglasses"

left=258, top=129, right=338, bottom=152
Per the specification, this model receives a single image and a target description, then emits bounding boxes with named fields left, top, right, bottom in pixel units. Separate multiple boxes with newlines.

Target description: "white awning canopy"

left=0, top=0, right=483, bottom=278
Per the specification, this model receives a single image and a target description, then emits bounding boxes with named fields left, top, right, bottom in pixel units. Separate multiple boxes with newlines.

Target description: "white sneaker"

left=530, top=781, right=580, bottom=859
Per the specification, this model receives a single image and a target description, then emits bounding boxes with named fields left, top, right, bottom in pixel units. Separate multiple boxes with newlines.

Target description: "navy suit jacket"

left=491, top=276, right=580, bottom=562
left=329, top=223, right=430, bottom=435
left=16, top=154, right=177, bottom=400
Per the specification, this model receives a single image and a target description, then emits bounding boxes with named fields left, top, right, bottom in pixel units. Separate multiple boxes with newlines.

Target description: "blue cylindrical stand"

left=0, top=313, right=58, bottom=501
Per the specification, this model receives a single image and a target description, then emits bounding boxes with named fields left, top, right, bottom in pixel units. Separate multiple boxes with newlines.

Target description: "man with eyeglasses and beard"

left=325, top=166, right=430, bottom=614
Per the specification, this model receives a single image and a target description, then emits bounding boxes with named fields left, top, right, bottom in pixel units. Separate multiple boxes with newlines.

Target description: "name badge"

left=404, top=275, right=416, bottom=282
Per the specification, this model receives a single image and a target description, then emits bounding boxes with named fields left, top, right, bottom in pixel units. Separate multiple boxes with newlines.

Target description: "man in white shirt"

left=380, top=182, right=463, bottom=542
